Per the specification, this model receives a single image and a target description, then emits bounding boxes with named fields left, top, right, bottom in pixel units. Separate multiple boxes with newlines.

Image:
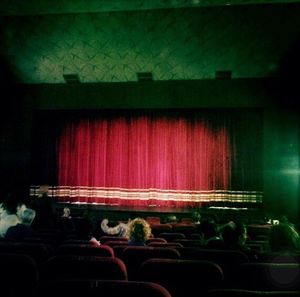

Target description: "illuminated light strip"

left=29, top=185, right=263, bottom=203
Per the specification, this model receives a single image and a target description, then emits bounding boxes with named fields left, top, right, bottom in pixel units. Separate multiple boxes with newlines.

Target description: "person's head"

left=38, top=184, right=49, bottom=196
left=268, top=223, right=300, bottom=252
left=20, top=208, right=36, bottom=226
left=62, top=207, right=71, bottom=218
left=16, top=203, right=27, bottom=220
left=192, top=211, right=201, bottom=223
left=222, top=221, right=248, bottom=247
left=126, top=218, right=152, bottom=243
left=198, top=218, right=219, bottom=240
left=166, top=214, right=177, bottom=223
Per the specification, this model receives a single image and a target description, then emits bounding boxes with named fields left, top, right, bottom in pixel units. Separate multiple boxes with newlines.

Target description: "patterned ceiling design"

left=0, top=2, right=299, bottom=83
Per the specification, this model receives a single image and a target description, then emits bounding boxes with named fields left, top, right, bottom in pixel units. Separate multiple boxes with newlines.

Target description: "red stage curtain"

left=30, top=110, right=263, bottom=208
left=57, top=114, right=231, bottom=207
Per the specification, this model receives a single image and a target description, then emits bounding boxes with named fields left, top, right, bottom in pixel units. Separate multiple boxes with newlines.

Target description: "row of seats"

left=2, top=252, right=300, bottom=297
left=2, top=249, right=300, bottom=291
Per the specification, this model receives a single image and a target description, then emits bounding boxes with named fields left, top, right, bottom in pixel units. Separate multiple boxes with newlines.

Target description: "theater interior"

left=0, top=1, right=300, bottom=296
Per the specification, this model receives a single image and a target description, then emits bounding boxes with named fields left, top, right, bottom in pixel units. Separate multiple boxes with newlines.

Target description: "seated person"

left=268, top=223, right=300, bottom=253
left=16, top=202, right=27, bottom=221
left=0, top=200, right=20, bottom=238
left=31, top=184, right=57, bottom=229
left=62, top=207, right=72, bottom=218
left=101, top=218, right=128, bottom=237
left=198, top=218, right=222, bottom=246
left=74, top=217, right=100, bottom=245
left=221, top=221, right=249, bottom=251
left=5, top=208, right=36, bottom=241
left=126, top=218, right=152, bottom=246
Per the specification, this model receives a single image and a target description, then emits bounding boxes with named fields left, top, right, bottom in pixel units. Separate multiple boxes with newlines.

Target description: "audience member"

left=16, top=202, right=27, bottom=220
left=221, top=221, right=249, bottom=251
left=62, top=207, right=72, bottom=218
left=268, top=223, right=300, bottom=253
left=5, top=208, right=36, bottom=241
left=0, top=200, right=20, bottom=238
left=191, top=210, right=201, bottom=224
left=31, top=184, right=57, bottom=229
left=101, top=218, right=128, bottom=237
left=74, top=217, right=100, bottom=245
left=126, top=217, right=152, bottom=246
left=198, top=218, right=222, bottom=246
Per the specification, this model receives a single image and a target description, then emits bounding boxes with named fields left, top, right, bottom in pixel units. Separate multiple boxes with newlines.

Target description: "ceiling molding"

left=0, top=0, right=299, bottom=16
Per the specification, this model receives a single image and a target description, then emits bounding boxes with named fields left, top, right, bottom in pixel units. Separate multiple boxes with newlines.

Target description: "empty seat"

left=207, top=289, right=300, bottom=297
left=234, top=263, right=300, bottom=291
left=151, top=224, right=173, bottom=237
left=146, top=217, right=161, bottom=224
left=40, top=255, right=127, bottom=281
left=180, top=218, right=195, bottom=224
left=177, top=247, right=249, bottom=284
left=257, top=252, right=300, bottom=263
left=56, top=243, right=114, bottom=257
left=35, top=279, right=172, bottom=297
left=104, top=240, right=129, bottom=248
left=173, top=238, right=203, bottom=247
left=122, top=246, right=180, bottom=280
left=0, top=241, right=52, bottom=263
left=113, top=245, right=129, bottom=258
left=171, top=223, right=197, bottom=235
left=100, top=236, right=129, bottom=244
left=146, top=238, right=167, bottom=244
left=139, top=258, right=224, bottom=297
left=0, top=253, right=38, bottom=296
left=158, top=232, right=185, bottom=242
left=148, top=242, right=183, bottom=248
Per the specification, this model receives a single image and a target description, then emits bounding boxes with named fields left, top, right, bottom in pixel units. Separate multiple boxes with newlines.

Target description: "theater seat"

left=207, top=289, right=300, bottom=297
left=0, top=253, right=38, bottom=296
left=122, top=246, right=180, bottom=280
left=56, top=243, right=114, bottom=257
left=35, top=279, right=172, bottom=297
left=139, top=258, right=224, bottom=297
left=234, top=263, right=300, bottom=291
left=40, top=255, right=127, bottom=281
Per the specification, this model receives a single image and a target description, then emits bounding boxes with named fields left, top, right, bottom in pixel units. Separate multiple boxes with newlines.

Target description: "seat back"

left=140, top=258, right=224, bottom=297
left=207, top=289, right=300, bottom=297
left=177, top=247, right=249, bottom=283
left=56, top=244, right=114, bottom=257
left=0, top=253, right=38, bottom=296
left=148, top=242, right=183, bottom=248
left=36, top=279, right=172, bottom=297
left=100, top=236, right=129, bottom=243
left=234, top=263, right=300, bottom=291
left=40, top=255, right=127, bottom=281
left=158, top=232, right=185, bottom=242
left=0, top=241, right=52, bottom=263
left=122, top=246, right=180, bottom=280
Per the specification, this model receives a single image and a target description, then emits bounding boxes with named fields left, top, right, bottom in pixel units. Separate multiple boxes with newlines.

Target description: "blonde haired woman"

left=126, top=218, right=152, bottom=246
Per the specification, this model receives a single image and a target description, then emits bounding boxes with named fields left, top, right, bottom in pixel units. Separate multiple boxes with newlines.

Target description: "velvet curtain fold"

left=30, top=109, right=263, bottom=208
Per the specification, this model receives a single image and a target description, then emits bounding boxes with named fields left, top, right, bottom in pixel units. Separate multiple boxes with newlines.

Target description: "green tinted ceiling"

left=0, top=1, right=299, bottom=83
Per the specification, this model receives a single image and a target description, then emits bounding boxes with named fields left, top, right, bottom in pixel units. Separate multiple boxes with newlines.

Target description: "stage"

left=55, top=201, right=265, bottom=224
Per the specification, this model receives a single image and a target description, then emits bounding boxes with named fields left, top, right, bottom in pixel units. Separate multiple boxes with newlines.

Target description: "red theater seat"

left=139, top=258, right=224, bottom=297
left=122, top=246, right=180, bottom=280
left=0, top=253, right=38, bottom=296
left=207, top=289, right=300, bottom=297
left=56, top=243, right=114, bottom=257
left=40, top=255, right=127, bottom=281
left=35, top=279, right=172, bottom=297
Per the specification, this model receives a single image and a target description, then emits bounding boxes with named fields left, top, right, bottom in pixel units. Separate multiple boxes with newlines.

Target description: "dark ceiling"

left=0, top=0, right=299, bottom=83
